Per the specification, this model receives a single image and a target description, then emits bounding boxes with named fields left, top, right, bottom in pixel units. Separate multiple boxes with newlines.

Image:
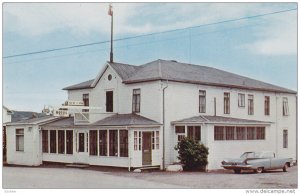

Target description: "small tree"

left=175, top=137, right=209, bottom=171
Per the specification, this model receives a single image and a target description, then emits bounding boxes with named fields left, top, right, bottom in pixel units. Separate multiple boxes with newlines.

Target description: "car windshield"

left=240, top=152, right=262, bottom=159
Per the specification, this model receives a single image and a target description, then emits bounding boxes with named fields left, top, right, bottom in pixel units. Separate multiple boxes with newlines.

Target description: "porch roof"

left=41, top=113, right=161, bottom=128
left=171, top=115, right=272, bottom=125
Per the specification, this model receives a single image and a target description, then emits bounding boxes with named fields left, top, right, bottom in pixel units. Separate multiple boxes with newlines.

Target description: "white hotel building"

left=5, top=59, right=297, bottom=170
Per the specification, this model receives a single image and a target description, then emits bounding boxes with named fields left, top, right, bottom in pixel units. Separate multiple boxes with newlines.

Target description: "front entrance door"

left=76, top=131, right=88, bottom=163
left=142, top=132, right=152, bottom=166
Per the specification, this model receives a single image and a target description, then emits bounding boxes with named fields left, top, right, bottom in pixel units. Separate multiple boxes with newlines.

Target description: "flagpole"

left=110, top=6, right=113, bottom=63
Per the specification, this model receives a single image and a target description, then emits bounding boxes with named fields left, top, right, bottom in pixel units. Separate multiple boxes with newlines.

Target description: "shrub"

left=174, top=137, right=209, bottom=171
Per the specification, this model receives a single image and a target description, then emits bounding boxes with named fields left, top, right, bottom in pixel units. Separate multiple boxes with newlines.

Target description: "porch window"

left=225, top=126, right=235, bottom=140
left=42, top=130, right=48, bottom=153
left=109, top=130, right=118, bottom=156
left=58, top=130, right=65, bottom=154
left=187, top=126, right=201, bottom=142
left=138, top=131, right=142, bottom=150
left=283, top=97, right=289, bottom=116
left=214, top=126, right=224, bottom=140
left=224, top=92, right=230, bottom=114
left=199, top=90, right=206, bottom=113
left=152, top=131, right=155, bottom=149
left=132, top=89, right=141, bottom=113
left=238, top=93, right=245, bottom=107
left=248, top=95, right=254, bottom=115
left=236, top=127, right=246, bottom=140
left=89, top=130, right=98, bottom=156
left=256, top=127, right=265, bottom=140
left=119, top=130, right=128, bottom=157
left=16, top=128, right=24, bottom=151
left=134, top=131, right=138, bottom=151
left=175, top=126, right=185, bottom=143
left=247, top=127, right=255, bottom=140
left=50, top=130, right=57, bottom=153
left=264, top=96, right=270, bottom=115
left=156, top=131, right=159, bottom=149
left=99, top=130, right=107, bottom=156
left=66, top=130, right=73, bottom=154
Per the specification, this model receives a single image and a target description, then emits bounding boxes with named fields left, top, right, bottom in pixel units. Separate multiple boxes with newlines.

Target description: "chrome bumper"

left=221, top=164, right=253, bottom=170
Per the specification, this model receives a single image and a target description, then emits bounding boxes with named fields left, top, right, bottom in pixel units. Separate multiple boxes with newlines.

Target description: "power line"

left=3, top=23, right=258, bottom=65
left=3, top=7, right=297, bottom=59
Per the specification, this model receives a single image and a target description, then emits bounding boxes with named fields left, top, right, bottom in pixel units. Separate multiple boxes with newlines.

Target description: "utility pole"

left=108, top=4, right=113, bottom=63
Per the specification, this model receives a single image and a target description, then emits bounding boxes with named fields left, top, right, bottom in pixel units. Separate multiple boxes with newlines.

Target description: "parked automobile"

left=221, top=151, right=293, bottom=174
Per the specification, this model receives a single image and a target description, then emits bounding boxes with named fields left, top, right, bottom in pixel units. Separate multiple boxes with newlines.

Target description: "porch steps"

left=66, top=163, right=90, bottom=169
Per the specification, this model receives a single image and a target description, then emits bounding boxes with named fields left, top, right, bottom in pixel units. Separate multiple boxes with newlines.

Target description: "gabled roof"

left=6, top=116, right=59, bottom=126
left=172, top=115, right=272, bottom=125
left=92, top=113, right=161, bottom=126
left=41, top=114, right=161, bottom=128
left=63, top=59, right=296, bottom=94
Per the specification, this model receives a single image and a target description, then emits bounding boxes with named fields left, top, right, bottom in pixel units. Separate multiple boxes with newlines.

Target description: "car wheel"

left=283, top=163, right=288, bottom=172
left=255, top=167, right=263, bottom=173
left=234, top=169, right=241, bottom=174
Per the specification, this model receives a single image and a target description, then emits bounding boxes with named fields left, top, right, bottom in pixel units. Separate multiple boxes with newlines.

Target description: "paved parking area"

left=2, top=165, right=297, bottom=189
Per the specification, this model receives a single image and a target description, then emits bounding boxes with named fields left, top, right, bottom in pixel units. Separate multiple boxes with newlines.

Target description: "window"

left=16, top=128, right=24, bottom=151
left=42, top=130, right=48, bottom=153
left=214, top=126, right=224, bottom=140
left=225, top=126, right=235, bottom=140
left=58, top=130, right=65, bottom=154
left=199, top=90, right=206, bottom=113
left=50, top=130, right=57, bottom=153
left=109, top=130, right=118, bottom=156
left=224, top=92, right=230, bottom=114
left=152, top=131, right=155, bottom=149
left=66, top=130, right=73, bottom=154
left=156, top=131, right=159, bottom=149
left=248, top=95, right=254, bottom=115
left=108, top=74, right=112, bottom=81
left=99, top=130, right=107, bottom=156
left=119, top=130, right=128, bottom=157
left=215, top=126, right=265, bottom=141
left=257, top=127, right=265, bottom=140
left=283, top=130, right=288, bottom=148
left=238, top=93, right=245, bottom=107
left=83, top=94, right=89, bottom=112
left=265, top=96, right=270, bottom=115
left=106, top=91, right=114, bottom=112
left=187, top=126, right=201, bottom=142
left=89, top=130, right=98, bottom=156
left=236, top=127, right=246, bottom=140
left=134, top=131, right=138, bottom=151
left=132, top=89, right=141, bottom=113
left=175, top=126, right=185, bottom=133
left=283, top=97, right=289, bottom=116
left=247, top=127, right=255, bottom=140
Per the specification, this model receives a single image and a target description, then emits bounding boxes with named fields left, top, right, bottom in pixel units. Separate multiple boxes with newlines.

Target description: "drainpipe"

left=162, top=80, right=168, bottom=170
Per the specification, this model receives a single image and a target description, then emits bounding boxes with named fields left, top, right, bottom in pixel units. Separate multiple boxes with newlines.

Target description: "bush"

left=174, top=137, right=209, bottom=171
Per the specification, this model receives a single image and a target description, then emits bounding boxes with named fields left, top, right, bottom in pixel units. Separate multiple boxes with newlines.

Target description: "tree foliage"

left=175, top=137, right=209, bottom=171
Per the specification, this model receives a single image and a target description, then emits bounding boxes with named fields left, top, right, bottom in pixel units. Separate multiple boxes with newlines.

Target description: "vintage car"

left=221, top=151, right=293, bottom=174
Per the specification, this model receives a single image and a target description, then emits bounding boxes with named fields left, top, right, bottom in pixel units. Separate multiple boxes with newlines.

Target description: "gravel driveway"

left=3, top=165, right=297, bottom=189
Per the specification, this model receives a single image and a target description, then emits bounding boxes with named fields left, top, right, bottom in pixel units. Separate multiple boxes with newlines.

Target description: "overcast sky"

left=3, top=2, right=297, bottom=112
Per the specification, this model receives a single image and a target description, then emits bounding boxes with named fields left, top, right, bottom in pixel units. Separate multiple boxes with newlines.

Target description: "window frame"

left=264, top=96, right=270, bottom=116
left=132, top=89, right=141, bottom=113
left=248, top=94, right=254, bottom=115
left=224, top=92, right=230, bottom=114
left=283, top=97, right=289, bottom=116
left=238, top=93, right=245, bottom=108
left=199, top=90, right=206, bottom=113
left=283, top=129, right=288, bottom=148
left=16, top=128, right=24, bottom=152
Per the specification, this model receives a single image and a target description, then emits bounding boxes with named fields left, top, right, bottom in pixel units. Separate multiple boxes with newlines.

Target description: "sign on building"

left=64, top=100, right=84, bottom=106
left=53, top=109, right=69, bottom=117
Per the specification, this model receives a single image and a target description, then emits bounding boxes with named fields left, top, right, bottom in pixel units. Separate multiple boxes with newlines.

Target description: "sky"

left=2, top=2, right=298, bottom=112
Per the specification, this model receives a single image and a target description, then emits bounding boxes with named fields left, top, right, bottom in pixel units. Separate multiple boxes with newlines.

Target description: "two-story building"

left=5, top=59, right=297, bottom=170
